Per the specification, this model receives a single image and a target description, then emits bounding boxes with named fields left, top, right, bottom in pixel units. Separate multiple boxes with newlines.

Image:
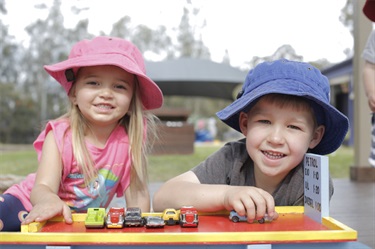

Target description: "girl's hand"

left=223, top=186, right=278, bottom=222
left=22, top=195, right=72, bottom=225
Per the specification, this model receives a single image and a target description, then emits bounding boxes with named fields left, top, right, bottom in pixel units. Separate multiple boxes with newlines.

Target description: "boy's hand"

left=223, top=186, right=278, bottom=222
left=22, top=195, right=72, bottom=225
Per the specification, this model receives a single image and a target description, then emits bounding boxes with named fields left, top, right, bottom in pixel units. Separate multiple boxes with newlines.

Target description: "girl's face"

left=70, top=65, right=135, bottom=129
left=239, top=97, right=325, bottom=180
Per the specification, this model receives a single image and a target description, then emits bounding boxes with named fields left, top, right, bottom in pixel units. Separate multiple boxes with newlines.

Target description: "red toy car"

left=106, top=207, right=125, bottom=228
left=179, top=206, right=199, bottom=227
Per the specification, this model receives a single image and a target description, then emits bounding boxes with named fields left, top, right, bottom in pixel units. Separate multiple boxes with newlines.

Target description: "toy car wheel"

left=258, top=218, right=265, bottom=224
left=232, top=216, right=239, bottom=223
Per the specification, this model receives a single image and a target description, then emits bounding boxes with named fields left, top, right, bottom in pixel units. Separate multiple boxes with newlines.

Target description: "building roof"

left=145, top=58, right=247, bottom=100
left=321, top=58, right=353, bottom=85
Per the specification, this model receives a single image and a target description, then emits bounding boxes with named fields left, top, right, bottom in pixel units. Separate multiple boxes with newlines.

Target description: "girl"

left=0, top=36, right=163, bottom=231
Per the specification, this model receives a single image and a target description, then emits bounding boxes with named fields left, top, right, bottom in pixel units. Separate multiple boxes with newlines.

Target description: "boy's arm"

left=152, top=171, right=277, bottom=221
left=152, top=171, right=230, bottom=212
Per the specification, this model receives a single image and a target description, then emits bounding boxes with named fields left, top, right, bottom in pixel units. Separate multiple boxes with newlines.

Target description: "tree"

left=247, top=44, right=304, bottom=69
left=110, top=17, right=174, bottom=60
left=176, top=6, right=210, bottom=59
left=0, top=0, right=94, bottom=143
left=340, top=0, right=354, bottom=37
left=23, top=0, right=91, bottom=125
left=0, top=0, right=35, bottom=143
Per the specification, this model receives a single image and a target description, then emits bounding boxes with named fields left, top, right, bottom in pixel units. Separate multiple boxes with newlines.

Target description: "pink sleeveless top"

left=5, top=119, right=132, bottom=211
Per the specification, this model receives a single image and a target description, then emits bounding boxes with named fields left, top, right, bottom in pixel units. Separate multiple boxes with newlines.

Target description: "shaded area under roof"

left=145, top=58, right=247, bottom=100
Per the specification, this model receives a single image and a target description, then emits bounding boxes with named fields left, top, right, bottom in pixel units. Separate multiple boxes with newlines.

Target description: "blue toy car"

left=229, top=210, right=272, bottom=224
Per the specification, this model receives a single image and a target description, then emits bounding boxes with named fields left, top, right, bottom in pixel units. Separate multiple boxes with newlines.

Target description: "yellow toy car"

left=162, top=208, right=180, bottom=225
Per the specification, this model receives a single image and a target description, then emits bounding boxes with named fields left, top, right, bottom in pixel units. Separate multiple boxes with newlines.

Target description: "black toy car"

left=145, top=216, right=165, bottom=228
left=124, top=207, right=145, bottom=227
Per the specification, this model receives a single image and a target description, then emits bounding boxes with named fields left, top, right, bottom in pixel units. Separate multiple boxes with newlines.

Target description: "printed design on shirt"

left=18, top=211, right=28, bottom=222
left=69, top=168, right=118, bottom=211
left=0, top=196, right=4, bottom=202
left=67, top=173, right=84, bottom=179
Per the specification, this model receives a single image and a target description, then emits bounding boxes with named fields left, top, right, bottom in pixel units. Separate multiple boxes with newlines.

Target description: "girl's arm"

left=125, top=182, right=150, bottom=212
left=152, top=171, right=277, bottom=222
left=23, top=131, right=72, bottom=225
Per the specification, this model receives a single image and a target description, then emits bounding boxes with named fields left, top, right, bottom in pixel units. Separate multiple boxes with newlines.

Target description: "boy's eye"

left=288, top=125, right=301, bottom=130
left=257, top=120, right=271, bottom=124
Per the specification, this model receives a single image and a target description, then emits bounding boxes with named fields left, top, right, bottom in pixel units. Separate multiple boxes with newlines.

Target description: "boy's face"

left=239, top=97, right=325, bottom=180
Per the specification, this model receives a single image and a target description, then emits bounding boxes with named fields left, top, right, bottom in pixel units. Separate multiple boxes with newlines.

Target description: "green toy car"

left=85, top=207, right=106, bottom=228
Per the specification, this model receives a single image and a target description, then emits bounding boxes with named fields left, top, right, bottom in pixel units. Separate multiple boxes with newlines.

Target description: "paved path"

left=329, top=178, right=375, bottom=248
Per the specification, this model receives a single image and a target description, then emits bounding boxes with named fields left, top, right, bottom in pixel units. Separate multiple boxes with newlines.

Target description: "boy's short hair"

left=216, top=59, right=349, bottom=155
left=256, top=93, right=324, bottom=127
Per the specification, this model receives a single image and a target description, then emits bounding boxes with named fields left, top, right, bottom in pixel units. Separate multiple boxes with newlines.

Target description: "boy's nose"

left=267, top=128, right=285, bottom=145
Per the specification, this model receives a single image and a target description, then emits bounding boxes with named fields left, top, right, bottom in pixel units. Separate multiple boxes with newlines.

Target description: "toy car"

left=162, top=208, right=180, bottom=225
left=106, top=207, right=125, bottom=229
left=85, top=208, right=106, bottom=228
left=229, top=210, right=273, bottom=224
left=179, top=206, right=199, bottom=227
left=124, top=207, right=145, bottom=227
left=144, top=216, right=165, bottom=228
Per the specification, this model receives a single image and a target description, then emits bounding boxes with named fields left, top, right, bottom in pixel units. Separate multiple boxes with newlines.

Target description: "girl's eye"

left=86, top=81, right=98, bottom=86
left=115, top=84, right=127, bottom=90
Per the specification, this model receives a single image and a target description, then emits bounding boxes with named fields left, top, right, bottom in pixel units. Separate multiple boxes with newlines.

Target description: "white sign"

left=304, top=153, right=329, bottom=223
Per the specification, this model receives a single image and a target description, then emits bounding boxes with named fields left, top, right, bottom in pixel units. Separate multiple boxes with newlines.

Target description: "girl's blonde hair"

left=60, top=76, right=158, bottom=194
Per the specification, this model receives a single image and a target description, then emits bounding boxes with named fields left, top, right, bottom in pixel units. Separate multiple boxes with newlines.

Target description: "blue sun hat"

left=216, top=59, right=349, bottom=155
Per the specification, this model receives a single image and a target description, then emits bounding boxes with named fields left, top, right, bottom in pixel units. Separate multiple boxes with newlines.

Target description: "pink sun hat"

left=44, top=36, right=163, bottom=110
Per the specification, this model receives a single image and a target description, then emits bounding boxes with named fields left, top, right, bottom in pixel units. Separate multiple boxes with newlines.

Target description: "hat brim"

left=216, top=79, right=349, bottom=155
left=44, top=53, right=163, bottom=110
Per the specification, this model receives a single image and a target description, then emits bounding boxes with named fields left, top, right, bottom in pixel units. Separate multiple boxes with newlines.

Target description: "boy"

left=152, top=59, right=349, bottom=222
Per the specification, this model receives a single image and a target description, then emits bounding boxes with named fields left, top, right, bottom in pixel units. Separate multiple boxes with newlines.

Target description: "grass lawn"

left=0, top=143, right=354, bottom=181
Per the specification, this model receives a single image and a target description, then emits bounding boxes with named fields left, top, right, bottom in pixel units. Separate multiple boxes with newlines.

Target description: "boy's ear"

left=309, top=125, right=325, bottom=149
left=239, top=112, right=249, bottom=136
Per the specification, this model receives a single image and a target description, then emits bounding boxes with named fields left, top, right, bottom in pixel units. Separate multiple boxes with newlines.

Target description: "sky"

left=3, top=0, right=354, bottom=68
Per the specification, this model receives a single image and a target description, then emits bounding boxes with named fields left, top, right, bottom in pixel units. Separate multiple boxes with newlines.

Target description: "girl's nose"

left=99, top=86, right=113, bottom=99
